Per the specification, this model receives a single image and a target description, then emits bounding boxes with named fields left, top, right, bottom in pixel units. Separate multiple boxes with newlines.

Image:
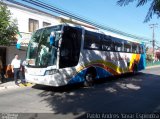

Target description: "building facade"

left=0, top=1, right=61, bottom=67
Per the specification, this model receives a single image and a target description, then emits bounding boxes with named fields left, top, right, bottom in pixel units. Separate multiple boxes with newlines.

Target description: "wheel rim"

left=84, top=73, right=93, bottom=86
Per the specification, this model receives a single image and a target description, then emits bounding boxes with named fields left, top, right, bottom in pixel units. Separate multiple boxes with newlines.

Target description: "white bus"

left=25, top=23, right=146, bottom=86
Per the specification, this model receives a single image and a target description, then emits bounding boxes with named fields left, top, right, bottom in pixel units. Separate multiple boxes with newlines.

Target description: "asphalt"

left=0, top=65, right=160, bottom=91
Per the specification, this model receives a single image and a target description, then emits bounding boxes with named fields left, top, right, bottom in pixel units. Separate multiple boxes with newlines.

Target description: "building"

left=0, top=1, right=61, bottom=67
left=155, top=49, right=160, bottom=61
left=146, top=47, right=160, bottom=61
left=0, top=1, right=96, bottom=68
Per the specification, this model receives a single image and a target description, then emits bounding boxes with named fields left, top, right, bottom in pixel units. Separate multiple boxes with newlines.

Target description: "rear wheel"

left=84, top=67, right=97, bottom=87
left=84, top=73, right=94, bottom=87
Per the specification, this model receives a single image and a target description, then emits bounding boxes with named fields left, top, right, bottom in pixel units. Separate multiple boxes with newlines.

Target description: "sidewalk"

left=146, top=65, right=160, bottom=69
left=0, top=78, right=34, bottom=91
left=0, top=65, right=160, bottom=91
left=0, top=81, right=19, bottom=90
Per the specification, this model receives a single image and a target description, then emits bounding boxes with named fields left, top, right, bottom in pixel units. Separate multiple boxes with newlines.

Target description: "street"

left=0, top=67, right=160, bottom=119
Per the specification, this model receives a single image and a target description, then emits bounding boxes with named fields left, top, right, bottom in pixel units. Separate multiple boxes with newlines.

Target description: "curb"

left=0, top=83, right=35, bottom=91
left=0, top=85, right=19, bottom=91
left=146, top=65, right=160, bottom=69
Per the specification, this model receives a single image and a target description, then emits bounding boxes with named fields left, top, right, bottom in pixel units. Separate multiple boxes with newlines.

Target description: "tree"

left=117, top=0, right=160, bottom=22
left=0, top=0, right=18, bottom=45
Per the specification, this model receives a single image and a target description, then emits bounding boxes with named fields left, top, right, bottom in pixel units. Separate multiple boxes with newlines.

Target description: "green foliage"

left=117, top=0, right=160, bottom=22
left=146, top=53, right=153, bottom=61
left=0, top=1, right=18, bottom=45
left=145, top=46, right=153, bottom=61
left=145, top=46, right=149, bottom=52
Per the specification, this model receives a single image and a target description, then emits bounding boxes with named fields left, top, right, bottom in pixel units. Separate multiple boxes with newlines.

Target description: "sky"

left=14, top=0, right=160, bottom=47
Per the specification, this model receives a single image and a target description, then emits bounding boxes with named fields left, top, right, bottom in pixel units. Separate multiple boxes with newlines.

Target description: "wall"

left=0, top=46, right=26, bottom=65
left=7, top=2, right=61, bottom=33
left=1, top=2, right=61, bottom=65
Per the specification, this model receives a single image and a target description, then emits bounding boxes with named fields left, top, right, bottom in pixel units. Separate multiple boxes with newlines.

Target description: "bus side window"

left=84, top=31, right=101, bottom=50
left=139, top=45, right=143, bottom=54
left=115, top=41, right=123, bottom=52
left=102, top=35, right=112, bottom=51
left=132, top=43, right=138, bottom=53
left=137, top=44, right=139, bottom=53
left=102, top=40, right=111, bottom=51
left=59, top=26, right=82, bottom=68
left=124, top=42, right=131, bottom=53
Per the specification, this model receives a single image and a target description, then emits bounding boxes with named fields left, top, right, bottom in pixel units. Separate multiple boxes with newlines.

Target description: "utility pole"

left=149, top=23, right=158, bottom=58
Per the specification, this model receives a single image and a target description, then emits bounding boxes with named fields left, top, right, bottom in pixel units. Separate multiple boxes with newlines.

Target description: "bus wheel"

left=133, top=64, right=138, bottom=75
left=84, top=67, right=97, bottom=87
left=84, top=73, right=94, bottom=87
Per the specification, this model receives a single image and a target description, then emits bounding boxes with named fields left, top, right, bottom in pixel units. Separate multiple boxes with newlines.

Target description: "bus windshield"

left=26, top=25, right=62, bottom=67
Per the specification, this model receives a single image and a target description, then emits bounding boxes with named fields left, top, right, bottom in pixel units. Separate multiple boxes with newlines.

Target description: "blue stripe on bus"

left=68, top=69, right=87, bottom=84
left=68, top=67, right=112, bottom=84
left=138, top=54, right=146, bottom=70
left=95, top=67, right=113, bottom=79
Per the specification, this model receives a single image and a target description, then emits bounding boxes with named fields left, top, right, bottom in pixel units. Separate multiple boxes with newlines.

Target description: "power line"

left=6, top=0, right=151, bottom=42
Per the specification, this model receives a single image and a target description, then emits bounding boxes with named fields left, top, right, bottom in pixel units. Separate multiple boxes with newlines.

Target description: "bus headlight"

left=45, top=69, right=58, bottom=75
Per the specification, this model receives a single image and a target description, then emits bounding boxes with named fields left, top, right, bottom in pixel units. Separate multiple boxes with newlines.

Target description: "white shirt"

left=11, top=58, right=21, bottom=68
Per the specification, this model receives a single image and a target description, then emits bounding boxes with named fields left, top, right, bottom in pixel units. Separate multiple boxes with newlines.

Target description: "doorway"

left=0, top=47, right=6, bottom=70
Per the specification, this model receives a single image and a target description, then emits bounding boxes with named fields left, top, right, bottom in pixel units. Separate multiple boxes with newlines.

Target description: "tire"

left=84, top=73, right=94, bottom=87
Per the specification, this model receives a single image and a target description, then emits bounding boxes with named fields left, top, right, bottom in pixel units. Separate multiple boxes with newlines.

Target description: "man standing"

left=11, top=54, right=25, bottom=85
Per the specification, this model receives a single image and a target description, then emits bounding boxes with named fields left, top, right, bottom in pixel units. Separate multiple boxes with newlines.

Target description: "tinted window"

left=102, top=35, right=113, bottom=51
left=113, top=38, right=123, bottom=52
left=124, top=41, right=131, bottom=53
left=132, top=43, right=138, bottom=53
left=84, top=30, right=143, bottom=54
left=84, top=31, right=102, bottom=50
left=59, top=26, right=82, bottom=68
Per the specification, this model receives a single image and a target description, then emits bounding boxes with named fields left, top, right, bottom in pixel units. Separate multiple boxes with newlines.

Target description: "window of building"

left=43, top=22, right=51, bottom=27
left=29, top=18, right=39, bottom=32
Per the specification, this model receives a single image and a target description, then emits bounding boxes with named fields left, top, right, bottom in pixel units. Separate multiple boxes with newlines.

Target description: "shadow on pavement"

left=0, top=78, right=14, bottom=85
left=32, top=71, right=160, bottom=118
left=32, top=72, right=141, bottom=92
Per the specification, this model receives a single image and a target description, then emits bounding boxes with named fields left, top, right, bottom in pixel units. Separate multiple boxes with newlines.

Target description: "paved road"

left=0, top=67, right=160, bottom=119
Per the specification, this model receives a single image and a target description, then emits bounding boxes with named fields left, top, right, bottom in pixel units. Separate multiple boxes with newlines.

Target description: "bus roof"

left=40, top=23, right=143, bottom=44
left=63, top=23, right=143, bottom=44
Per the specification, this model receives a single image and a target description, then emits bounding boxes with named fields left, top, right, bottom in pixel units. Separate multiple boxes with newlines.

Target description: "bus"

left=25, top=23, right=146, bottom=87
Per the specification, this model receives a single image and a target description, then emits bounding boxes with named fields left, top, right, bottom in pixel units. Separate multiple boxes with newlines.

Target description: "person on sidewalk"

left=4, top=64, right=13, bottom=79
left=11, top=54, right=26, bottom=85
